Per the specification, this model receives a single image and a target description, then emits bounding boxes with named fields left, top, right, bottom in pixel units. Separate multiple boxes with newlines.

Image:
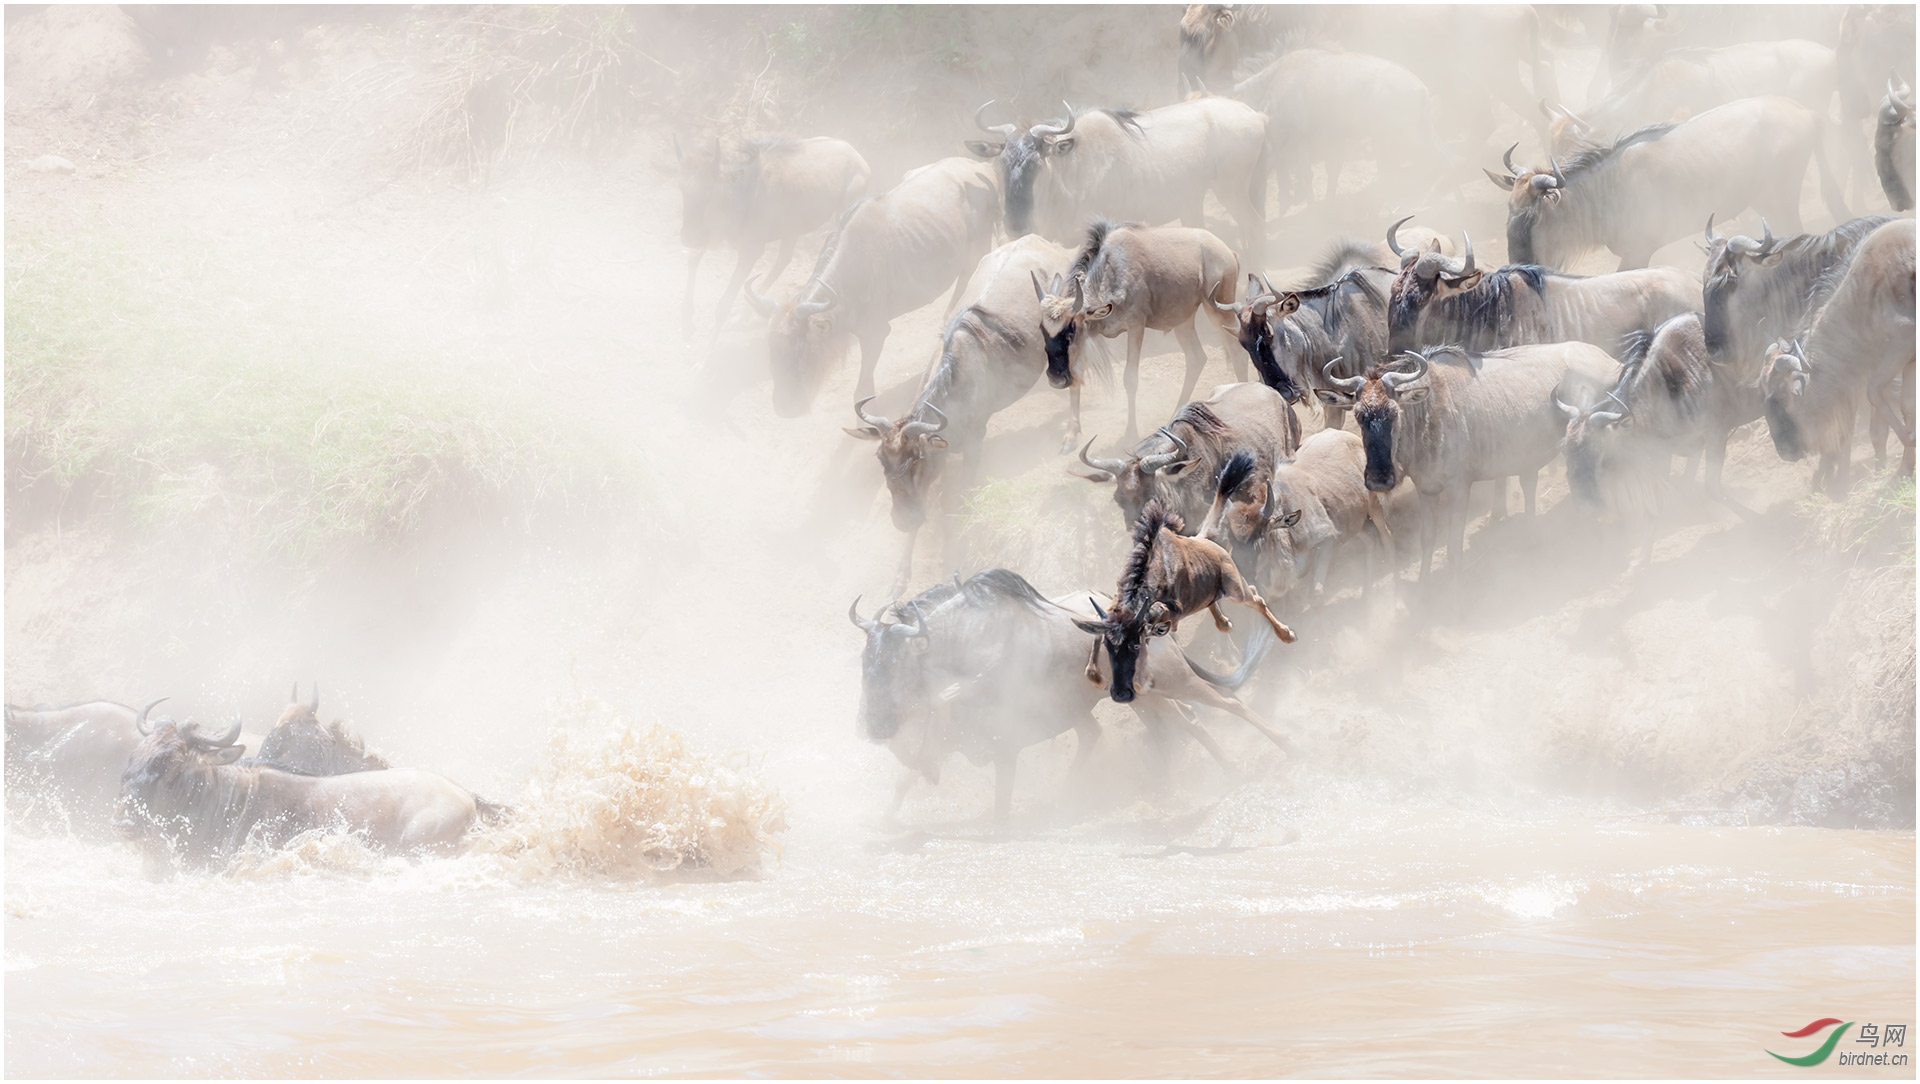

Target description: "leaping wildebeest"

left=1489, top=97, right=1849, bottom=271
left=844, top=235, right=1075, bottom=535
left=964, top=98, right=1267, bottom=262
left=1759, top=218, right=1917, bottom=493
left=676, top=135, right=870, bottom=338
left=1070, top=380, right=1299, bottom=532
left=1199, top=437, right=1393, bottom=610
left=1036, top=220, right=1246, bottom=442
left=1386, top=230, right=1700, bottom=357
left=117, top=701, right=509, bottom=873
left=1080, top=499, right=1296, bottom=706
left=1318, top=344, right=1621, bottom=579
left=850, top=569, right=1278, bottom=822
left=1543, top=39, right=1838, bottom=157
left=1877, top=76, right=1915, bottom=212
left=249, top=683, right=390, bottom=775
left=746, top=157, right=1000, bottom=416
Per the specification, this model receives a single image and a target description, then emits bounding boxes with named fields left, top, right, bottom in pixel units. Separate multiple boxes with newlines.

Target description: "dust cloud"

left=4, top=5, right=1913, bottom=1076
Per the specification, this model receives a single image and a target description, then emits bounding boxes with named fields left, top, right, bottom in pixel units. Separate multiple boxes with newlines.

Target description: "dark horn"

left=848, top=596, right=877, bottom=632
left=1502, top=141, right=1519, bottom=175
left=1078, top=436, right=1130, bottom=475
left=1458, top=232, right=1475, bottom=277
left=903, top=402, right=948, bottom=438
left=1550, top=156, right=1566, bottom=187
left=135, top=696, right=169, bottom=736
left=1386, top=214, right=1414, bottom=258
left=853, top=395, right=892, bottom=431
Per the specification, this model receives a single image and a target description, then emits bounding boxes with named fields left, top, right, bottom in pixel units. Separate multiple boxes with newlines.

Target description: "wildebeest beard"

left=1043, top=318, right=1078, bottom=388
left=1356, top=404, right=1398, bottom=491
left=1764, top=395, right=1806, bottom=461
left=1701, top=273, right=1734, bottom=354
left=1253, top=319, right=1299, bottom=401
left=1000, top=138, right=1044, bottom=235
left=1506, top=199, right=1543, bottom=266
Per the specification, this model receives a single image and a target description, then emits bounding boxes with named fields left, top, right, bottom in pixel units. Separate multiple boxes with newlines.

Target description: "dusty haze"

left=5, top=4, right=1914, bottom=1076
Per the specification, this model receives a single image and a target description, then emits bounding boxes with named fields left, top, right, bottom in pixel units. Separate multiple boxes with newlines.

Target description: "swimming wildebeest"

left=1759, top=218, right=1917, bottom=493
left=850, top=569, right=1278, bottom=822
left=117, top=700, right=508, bottom=873
left=1319, top=344, right=1621, bottom=579
left=845, top=235, right=1077, bottom=536
left=1387, top=230, right=1700, bottom=357
left=1198, top=437, right=1393, bottom=610
left=746, top=157, right=1000, bottom=416
left=1878, top=76, right=1915, bottom=212
left=1070, top=381, right=1299, bottom=532
left=1080, top=499, right=1296, bottom=706
left=675, top=134, right=869, bottom=337
left=1489, top=97, right=1849, bottom=271
left=6, top=698, right=156, bottom=833
left=1036, top=220, right=1246, bottom=442
left=250, top=683, right=391, bottom=775
left=965, top=98, right=1267, bottom=261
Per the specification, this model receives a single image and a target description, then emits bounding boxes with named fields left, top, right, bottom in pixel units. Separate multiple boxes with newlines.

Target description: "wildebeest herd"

left=8, top=6, right=1916, bottom=855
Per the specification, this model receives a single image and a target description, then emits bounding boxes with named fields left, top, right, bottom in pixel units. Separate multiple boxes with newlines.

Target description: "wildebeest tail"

left=1184, top=624, right=1276, bottom=691
left=474, top=796, right=515, bottom=826
left=1214, top=449, right=1258, bottom=500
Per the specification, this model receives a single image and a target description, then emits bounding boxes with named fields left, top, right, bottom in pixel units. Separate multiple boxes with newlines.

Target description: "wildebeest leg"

left=1443, top=486, right=1471, bottom=574
left=1208, top=601, right=1234, bottom=632
left=1174, top=320, right=1209, bottom=411
left=1205, top=305, right=1247, bottom=384
left=854, top=324, right=889, bottom=401
left=1123, top=326, right=1147, bottom=443
left=1216, top=566, right=1296, bottom=644
left=1519, top=470, right=1539, bottom=516
left=682, top=248, right=705, bottom=339
left=1417, top=493, right=1439, bottom=581
left=992, top=751, right=1018, bottom=824
left=1085, top=637, right=1104, bottom=684
left=712, top=242, right=768, bottom=338
left=888, top=526, right=917, bottom=598
left=1614, top=242, right=1655, bottom=272
left=1309, top=540, right=1335, bottom=604
left=1195, top=684, right=1293, bottom=756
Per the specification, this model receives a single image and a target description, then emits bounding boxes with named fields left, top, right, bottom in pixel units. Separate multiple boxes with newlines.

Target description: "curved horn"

left=1139, top=430, right=1191, bottom=474
left=1031, top=100, right=1076, bottom=139
left=743, top=275, right=777, bottom=317
left=1089, top=596, right=1109, bottom=621
left=1756, top=218, right=1776, bottom=255
left=848, top=595, right=877, bottom=632
left=792, top=280, right=837, bottom=318
left=1381, top=352, right=1429, bottom=390
left=852, top=395, right=892, bottom=431
left=1386, top=214, right=1414, bottom=258
left=903, top=401, right=948, bottom=439
left=135, top=696, right=169, bottom=736
left=1555, top=395, right=1581, bottom=420
left=973, top=99, right=1017, bottom=138
left=898, top=601, right=928, bottom=638
left=1550, top=156, right=1566, bottom=187
left=309, top=682, right=319, bottom=714
left=1502, top=141, right=1520, bottom=176
left=1456, top=232, right=1475, bottom=277
left=1323, top=357, right=1364, bottom=393
left=1078, top=436, right=1130, bottom=475
left=199, top=713, right=243, bottom=749
left=1588, top=410, right=1625, bottom=426
left=1703, top=212, right=1719, bottom=246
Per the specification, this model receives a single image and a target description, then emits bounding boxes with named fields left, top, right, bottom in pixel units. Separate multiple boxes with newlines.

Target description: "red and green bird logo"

left=1768, top=1019, right=1853, bottom=1066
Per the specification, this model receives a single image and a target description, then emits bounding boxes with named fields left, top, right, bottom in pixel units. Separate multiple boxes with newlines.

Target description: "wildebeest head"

left=1386, top=232, right=1482, bottom=353
left=1035, top=269, right=1094, bottom=389
left=845, top=397, right=949, bottom=532
left=1699, top=215, right=1781, bottom=356
left=1486, top=143, right=1568, bottom=266
left=1197, top=449, right=1287, bottom=554
left=1072, top=501, right=1179, bottom=703
left=1323, top=353, right=1432, bottom=492
left=848, top=596, right=935, bottom=742
left=1068, top=430, right=1198, bottom=528
left=748, top=277, right=846, bottom=417
left=964, top=101, right=1076, bottom=236
left=1760, top=340, right=1812, bottom=461
left=1179, top=4, right=1237, bottom=88
left=258, top=682, right=389, bottom=775
left=1558, top=391, right=1629, bottom=505
left=1213, top=272, right=1301, bottom=402
left=115, top=698, right=244, bottom=845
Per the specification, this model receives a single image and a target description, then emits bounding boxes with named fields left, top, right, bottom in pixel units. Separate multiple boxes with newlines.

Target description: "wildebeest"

left=1319, top=344, right=1621, bottom=578
left=1229, top=41, right=1456, bottom=211
left=1760, top=218, right=1918, bottom=492
left=117, top=702, right=507, bottom=872
left=1387, top=231, right=1700, bottom=356
left=965, top=98, right=1267, bottom=261
left=1490, top=98, right=1850, bottom=271
left=844, top=235, right=1075, bottom=534
left=5, top=698, right=156, bottom=832
left=850, top=569, right=1279, bottom=821
left=676, top=135, right=870, bottom=338
left=1037, top=220, right=1245, bottom=442
left=1545, top=39, right=1837, bottom=157
left=1178, top=3, right=1286, bottom=95
left=746, top=157, right=1000, bottom=416
left=1700, top=214, right=1895, bottom=376
left=251, top=683, right=391, bottom=775
left=1840, top=5, right=1919, bottom=201
left=1081, top=499, right=1295, bottom=706
left=1560, top=312, right=1765, bottom=511
left=1284, top=216, right=1454, bottom=288
left=1070, top=381, right=1299, bottom=531
left=1198, top=437, right=1393, bottom=609
left=1877, top=76, right=1915, bottom=212
left=1218, top=267, right=1393, bottom=427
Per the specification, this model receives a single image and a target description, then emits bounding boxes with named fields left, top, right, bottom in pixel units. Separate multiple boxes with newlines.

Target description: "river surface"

left=7, top=780, right=1912, bottom=1077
